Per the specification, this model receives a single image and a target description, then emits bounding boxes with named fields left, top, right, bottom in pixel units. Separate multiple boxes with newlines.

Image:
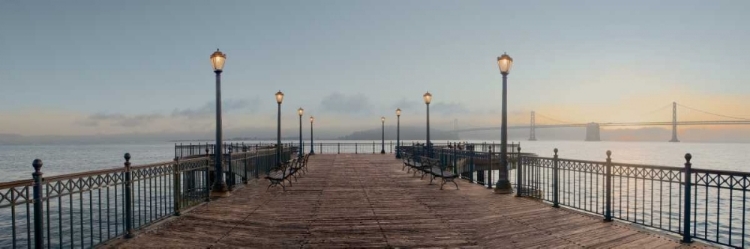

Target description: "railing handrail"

left=522, top=155, right=750, bottom=177
left=525, top=155, right=674, bottom=169
left=0, top=178, right=34, bottom=189
left=691, top=167, right=750, bottom=176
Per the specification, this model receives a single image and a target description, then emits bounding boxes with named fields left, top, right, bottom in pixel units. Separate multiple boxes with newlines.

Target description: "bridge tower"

left=585, top=122, right=601, bottom=141
left=529, top=111, right=537, bottom=141
left=669, top=102, right=680, bottom=142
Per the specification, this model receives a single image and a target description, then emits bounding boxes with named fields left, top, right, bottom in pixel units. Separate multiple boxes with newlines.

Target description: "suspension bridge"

left=455, top=102, right=750, bottom=142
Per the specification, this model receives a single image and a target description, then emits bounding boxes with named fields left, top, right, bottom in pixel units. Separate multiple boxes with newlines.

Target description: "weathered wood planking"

left=110, top=154, right=708, bottom=248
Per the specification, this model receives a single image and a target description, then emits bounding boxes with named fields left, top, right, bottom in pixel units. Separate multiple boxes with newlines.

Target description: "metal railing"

left=174, top=142, right=295, bottom=159
left=398, top=143, right=526, bottom=188
left=0, top=146, right=294, bottom=248
left=175, top=141, right=516, bottom=157
left=517, top=150, right=750, bottom=248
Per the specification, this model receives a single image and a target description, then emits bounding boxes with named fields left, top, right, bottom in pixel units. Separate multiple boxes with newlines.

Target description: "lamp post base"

left=310, top=151, right=315, bottom=155
left=493, top=179, right=513, bottom=194
left=211, top=183, right=231, bottom=197
left=380, top=150, right=385, bottom=154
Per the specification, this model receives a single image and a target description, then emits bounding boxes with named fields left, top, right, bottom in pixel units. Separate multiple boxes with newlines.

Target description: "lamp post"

left=275, top=91, right=284, bottom=166
left=423, top=92, right=432, bottom=156
left=396, top=108, right=401, bottom=159
left=380, top=117, right=386, bottom=154
left=495, top=53, right=514, bottom=194
left=210, top=49, right=228, bottom=194
left=309, top=116, right=315, bottom=155
left=298, top=108, right=304, bottom=159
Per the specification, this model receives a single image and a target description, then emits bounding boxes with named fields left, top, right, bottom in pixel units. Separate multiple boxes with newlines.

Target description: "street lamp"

left=309, top=116, right=315, bottom=155
left=423, top=92, right=432, bottom=155
left=275, top=91, right=284, bottom=166
left=380, top=116, right=386, bottom=154
left=298, top=108, right=304, bottom=159
left=396, top=108, right=401, bottom=159
left=495, top=52, right=514, bottom=194
left=210, top=49, right=228, bottom=194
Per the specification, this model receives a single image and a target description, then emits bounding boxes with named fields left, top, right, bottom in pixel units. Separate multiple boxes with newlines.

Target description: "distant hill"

left=338, top=126, right=459, bottom=140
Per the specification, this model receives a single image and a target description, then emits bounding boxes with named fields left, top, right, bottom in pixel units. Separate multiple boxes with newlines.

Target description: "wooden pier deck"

left=112, top=154, right=701, bottom=248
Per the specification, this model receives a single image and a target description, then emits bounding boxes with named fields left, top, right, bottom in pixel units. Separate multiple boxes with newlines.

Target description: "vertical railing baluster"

left=338, top=143, right=340, bottom=154
left=553, top=149, right=559, bottom=208
left=605, top=150, right=612, bottom=221
left=32, top=159, right=44, bottom=249
left=173, top=157, right=181, bottom=216
left=124, top=153, right=134, bottom=239
left=682, top=153, right=692, bottom=243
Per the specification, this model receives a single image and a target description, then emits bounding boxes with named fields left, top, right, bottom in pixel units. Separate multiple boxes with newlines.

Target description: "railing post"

left=227, top=146, right=233, bottom=189
left=470, top=149, right=475, bottom=182
left=255, top=147, right=260, bottom=179
left=243, top=147, right=249, bottom=184
left=487, top=148, right=493, bottom=189
left=338, top=143, right=340, bottom=154
left=356, top=143, right=358, bottom=154
left=173, top=157, right=181, bottom=216
left=205, top=148, right=211, bottom=202
left=124, top=153, right=134, bottom=238
left=516, top=147, right=522, bottom=197
left=453, top=146, right=458, bottom=176
left=604, top=150, right=612, bottom=221
left=682, top=153, right=693, bottom=243
left=32, top=159, right=44, bottom=249
left=552, top=148, right=559, bottom=208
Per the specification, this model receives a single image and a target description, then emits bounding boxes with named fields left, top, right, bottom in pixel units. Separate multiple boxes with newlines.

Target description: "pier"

left=108, top=154, right=688, bottom=248
left=2, top=143, right=745, bottom=248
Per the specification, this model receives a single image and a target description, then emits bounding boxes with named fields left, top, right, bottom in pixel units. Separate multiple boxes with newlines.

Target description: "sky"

left=1, top=0, right=749, bottom=141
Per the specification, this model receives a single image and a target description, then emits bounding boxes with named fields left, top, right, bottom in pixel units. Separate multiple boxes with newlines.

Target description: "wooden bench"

left=289, top=154, right=310, bottom=179
left=401, top=152, right=419, bottom=172
left=423, top=157, right=459, bottom=190
left=265, top=158, right=297, bottom=191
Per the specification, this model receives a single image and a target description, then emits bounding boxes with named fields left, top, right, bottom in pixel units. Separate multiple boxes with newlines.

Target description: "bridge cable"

left=638, top=103, right=672, bottom=118
left=535, top=113, right=575, bottom=124
left=677, top=103, right=750, bottom=120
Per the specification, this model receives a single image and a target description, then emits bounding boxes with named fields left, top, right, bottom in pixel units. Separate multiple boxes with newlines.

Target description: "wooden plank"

left=107, top=154, right=710, bottom=248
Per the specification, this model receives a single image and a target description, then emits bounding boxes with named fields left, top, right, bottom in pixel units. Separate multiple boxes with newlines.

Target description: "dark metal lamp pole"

left=380, top=117, right=386, bottom=154
left=210, top=49, right=228, bottom=194
left=495, top=53, right=514, bottom=194
left=396, top=108, right=401, bottom=159
left=298, top=108, right=304, bottom=159
left=310, top=116, right=315, bottom=155
left=275, top=91, right=284, bottom=166
left=423, top=92, right=432, bottom=156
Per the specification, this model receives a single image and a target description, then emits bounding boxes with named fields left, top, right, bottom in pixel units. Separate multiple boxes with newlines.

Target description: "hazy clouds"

left=319, top=92, right=372, bottom=115
left=74, top=98, right=261, bottom=130
left=171, top=98, right=261, bottom=119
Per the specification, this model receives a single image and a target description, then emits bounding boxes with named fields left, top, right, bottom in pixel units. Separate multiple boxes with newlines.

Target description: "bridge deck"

left=112, top=154, right=699, bottom=248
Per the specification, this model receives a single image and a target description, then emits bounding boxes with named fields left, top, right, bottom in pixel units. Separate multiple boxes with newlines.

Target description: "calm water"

left=1, top=140, right=748, bottom=182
